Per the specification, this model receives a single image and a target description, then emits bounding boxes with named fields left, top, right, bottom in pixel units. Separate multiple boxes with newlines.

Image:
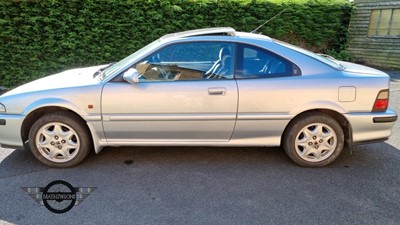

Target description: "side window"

left=236, top=44, right=301, bottom=79
left=134, top=42, right=234, bottom=81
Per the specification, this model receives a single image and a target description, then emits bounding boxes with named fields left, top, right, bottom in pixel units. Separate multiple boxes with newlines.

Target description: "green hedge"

left=0, top=0, right=352, bottom=88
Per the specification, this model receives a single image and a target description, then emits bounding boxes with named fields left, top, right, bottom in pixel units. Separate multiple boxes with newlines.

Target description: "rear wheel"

left=28, top=112, right=92, bottom=167
left=283, top=112, right=344, bottom=167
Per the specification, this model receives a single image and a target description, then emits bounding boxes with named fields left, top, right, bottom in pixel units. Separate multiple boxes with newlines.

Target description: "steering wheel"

left=145, top=64, right=172, bottom=80
left=157, top=65, right=171, bottom=79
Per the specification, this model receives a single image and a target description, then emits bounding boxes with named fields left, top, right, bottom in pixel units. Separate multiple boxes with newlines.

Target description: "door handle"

left=208, top=87, right=226, bottom=95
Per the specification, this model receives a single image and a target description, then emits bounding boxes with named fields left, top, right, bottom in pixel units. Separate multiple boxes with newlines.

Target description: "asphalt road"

left=0, top=72, right=399, bottom=225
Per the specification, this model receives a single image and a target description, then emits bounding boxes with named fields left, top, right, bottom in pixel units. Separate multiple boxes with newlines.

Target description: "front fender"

left=22, top=98, right=91, bottom=119
left=20, top=98, right=104, bottom=152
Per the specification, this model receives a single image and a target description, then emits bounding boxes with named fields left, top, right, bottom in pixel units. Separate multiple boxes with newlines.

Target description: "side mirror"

left=123, top=68, right=140, bottom=84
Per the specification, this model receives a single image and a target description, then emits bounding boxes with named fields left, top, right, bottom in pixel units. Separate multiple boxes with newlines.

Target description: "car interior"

left=119, top=43, right=299, bottom=83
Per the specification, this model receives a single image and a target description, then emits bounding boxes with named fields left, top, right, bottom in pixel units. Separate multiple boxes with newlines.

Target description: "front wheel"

left=28, top=112, right=92, bottom=167
left=283, top=112, right=344, bottom=167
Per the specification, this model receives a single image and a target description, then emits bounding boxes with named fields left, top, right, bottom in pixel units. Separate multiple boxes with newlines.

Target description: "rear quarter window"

left=236, top=44, right=301, bottom=79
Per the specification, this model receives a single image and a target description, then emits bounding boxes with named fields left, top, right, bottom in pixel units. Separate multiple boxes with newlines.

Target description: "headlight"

left=0, top=103, right=6, bottom=112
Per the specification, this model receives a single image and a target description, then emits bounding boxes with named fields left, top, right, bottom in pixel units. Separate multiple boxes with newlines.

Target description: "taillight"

left=372, top=89, right=389, bottom=112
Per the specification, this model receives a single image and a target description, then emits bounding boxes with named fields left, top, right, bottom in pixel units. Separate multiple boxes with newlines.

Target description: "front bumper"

left=0, top=114, right=24, bottom=149
left=345, top=109, right=398, bottom=144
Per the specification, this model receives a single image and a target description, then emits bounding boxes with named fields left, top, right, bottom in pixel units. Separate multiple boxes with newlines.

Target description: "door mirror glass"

left=123, top=68, right=140, bottom=84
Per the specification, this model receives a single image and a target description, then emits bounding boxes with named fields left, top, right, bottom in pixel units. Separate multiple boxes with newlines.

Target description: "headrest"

left=219, top=47, right=231, bottom=59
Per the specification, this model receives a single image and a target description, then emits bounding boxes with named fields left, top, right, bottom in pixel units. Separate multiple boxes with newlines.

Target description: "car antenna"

left=251, top=8, right=287, bottom=34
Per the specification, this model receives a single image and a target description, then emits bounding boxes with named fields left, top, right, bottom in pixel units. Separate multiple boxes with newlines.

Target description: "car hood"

left=2, top=64, right=107, bottom=97
left=340, top=61, right=387, bottom=76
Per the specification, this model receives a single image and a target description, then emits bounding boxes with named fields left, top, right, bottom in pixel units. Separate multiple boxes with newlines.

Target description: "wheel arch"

left=282, top=108, right=353, bottom=148
left=21, top=106, right=95, bottom=150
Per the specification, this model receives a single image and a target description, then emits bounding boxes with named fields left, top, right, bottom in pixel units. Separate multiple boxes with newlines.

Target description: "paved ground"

left=0, top=72, right=399, bottom=225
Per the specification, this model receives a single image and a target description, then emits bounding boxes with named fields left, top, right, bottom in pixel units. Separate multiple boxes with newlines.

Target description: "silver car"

left=0, top=27, right=397, bottom=167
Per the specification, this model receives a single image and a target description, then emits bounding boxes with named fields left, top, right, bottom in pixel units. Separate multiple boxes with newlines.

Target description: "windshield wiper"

left=93, top=62, right=115, bottom=78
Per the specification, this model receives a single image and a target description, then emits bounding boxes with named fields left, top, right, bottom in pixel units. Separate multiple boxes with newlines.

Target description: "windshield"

left=273, top=39, right=345, bottom=70
left=100, top=39, right=160, bottom=80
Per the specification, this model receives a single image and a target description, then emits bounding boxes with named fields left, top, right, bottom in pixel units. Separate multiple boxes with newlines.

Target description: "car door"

left=231, top=43, right=302, bottom=144
left=101, top=42, right=238, bottom=142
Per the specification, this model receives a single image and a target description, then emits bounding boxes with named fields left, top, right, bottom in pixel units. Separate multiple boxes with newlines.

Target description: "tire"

left=28, top=111, right=92, bottom=168
left=283, top=112, right=344, bottom=167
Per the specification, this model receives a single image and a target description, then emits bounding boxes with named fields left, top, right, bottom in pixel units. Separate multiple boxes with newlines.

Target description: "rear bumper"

left=0, top=114, right=24, bottom=149
left=345, top=109, right=397, bottom=144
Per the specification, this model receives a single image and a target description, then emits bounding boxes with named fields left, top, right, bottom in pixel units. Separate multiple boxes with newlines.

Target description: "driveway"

left=0, top=72, right=399, bottom=225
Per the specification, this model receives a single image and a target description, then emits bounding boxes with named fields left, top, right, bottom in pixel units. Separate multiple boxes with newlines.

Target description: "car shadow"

left=83, top=140, right=396, bottom=166
left=1, top=142, right=399, bottom=178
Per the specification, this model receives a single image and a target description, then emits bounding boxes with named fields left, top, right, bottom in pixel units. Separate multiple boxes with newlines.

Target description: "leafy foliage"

left=0, top=0, right=352, bottom=88
left=325, top=49, right=353, bottom=62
